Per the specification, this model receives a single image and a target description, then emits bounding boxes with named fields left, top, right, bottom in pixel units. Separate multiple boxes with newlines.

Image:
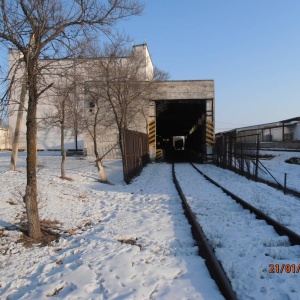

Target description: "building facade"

left=8, top=45, right=215, bottom=161
left=216, top=117, right=300, bottom=150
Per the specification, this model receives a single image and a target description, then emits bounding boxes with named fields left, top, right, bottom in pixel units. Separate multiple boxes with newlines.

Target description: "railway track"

left=190, top=163, right=300, bottom=246
left=172, top=162, right=300, bottom=300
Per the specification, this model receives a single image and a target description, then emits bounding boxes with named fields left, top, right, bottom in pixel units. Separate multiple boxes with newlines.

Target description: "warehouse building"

left=216, top=117, right=300, bottom=150
left=8, top=44, right=215, bottom=162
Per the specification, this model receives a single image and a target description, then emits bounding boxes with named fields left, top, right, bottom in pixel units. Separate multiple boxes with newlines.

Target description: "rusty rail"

left=172, top=163, right=238, bottom=300
left=191, top=163, right=300, bottom=246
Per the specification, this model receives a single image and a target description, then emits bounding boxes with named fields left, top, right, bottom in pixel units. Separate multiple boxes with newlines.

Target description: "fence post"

left=229, top=136, right=232, bottom=170
left=240, top=141, right=243, bottom=175
left=223, top=136, right=226, bottom=168
left=255, top=134, right=259, bottom=181
left=284, top=173, right=287, bottom=195
left=121, top=131, right=128, bottom=183
left=234, top=138, right=237, bottom=173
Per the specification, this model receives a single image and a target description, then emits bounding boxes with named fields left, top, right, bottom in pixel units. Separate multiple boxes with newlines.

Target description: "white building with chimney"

left=8, top=44, right=215, bottom=161
left=8, top=44, right=154, bottom=158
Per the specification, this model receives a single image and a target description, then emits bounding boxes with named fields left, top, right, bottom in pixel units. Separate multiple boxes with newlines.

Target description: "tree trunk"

left=96, top=159, right=108, bottom=182
left=10, top=72, right=27, bottom=171
left=61, top=150, right=66, bottom=178
left=24, top=60, right=42, bottom=241
left=75, top=129, right=78, bottom=152
left=92, top=126, right=107, bottom=182
left=119, top=130, right=128, bottom=183
left=61, top=122, right=66, bottom=179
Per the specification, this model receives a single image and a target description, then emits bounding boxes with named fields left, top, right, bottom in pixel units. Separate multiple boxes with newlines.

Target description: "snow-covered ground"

left=175, top=163, right=300, bottom=300
left=258, top=150, right=300, bottom=192
left=0, top=150, right=299, bottom=299
left=194, top=162, right=300, bottom=236
left=0, top=152, right=222, bottom=300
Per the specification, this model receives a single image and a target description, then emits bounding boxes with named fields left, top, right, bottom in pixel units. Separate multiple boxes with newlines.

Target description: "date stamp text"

left=269, top=264, right=300, bottom=274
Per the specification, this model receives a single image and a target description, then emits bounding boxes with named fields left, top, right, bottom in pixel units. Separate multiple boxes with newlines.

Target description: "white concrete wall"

left=8, top=45, right=153, bottom=155
left=8, top=47, right=215, bottom=161
left=294, top=124, right=300, bottom=141
left=0, top=128, right=9, bottom=149
left=133, top=44, right=154, bottom=80
left=270, top=127, right=282, bottom=141
left=8, top=55, right=86, bottom=150
left=152, top=80, right=214, bottom=101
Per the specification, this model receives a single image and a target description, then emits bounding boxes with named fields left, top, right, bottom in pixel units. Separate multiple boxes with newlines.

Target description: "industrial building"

left=216, top=117, right=300, bottom=150
left=149, top=80, right=214, bottom=161
left=7, top=44, right=215, bottom=162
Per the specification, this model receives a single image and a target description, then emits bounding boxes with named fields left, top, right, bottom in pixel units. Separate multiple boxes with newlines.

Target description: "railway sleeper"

left=190, top=163, right=300, bottom=246
left=172, top=163, right=238, bottom=300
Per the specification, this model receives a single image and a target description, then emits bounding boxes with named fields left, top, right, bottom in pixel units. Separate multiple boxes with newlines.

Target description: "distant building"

left=216, top=117, right=300, bottom=149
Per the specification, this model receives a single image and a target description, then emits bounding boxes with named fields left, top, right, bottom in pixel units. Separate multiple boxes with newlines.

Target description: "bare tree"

left=40, top=66, right=85, bottom=179
left=0, top=116, right=8, bottom=128
left=84, top=84, right=116, bottom=182
left=40, top=82, right=72, bottom=179
left=0, top=0, right=144, bottom=241
left=86, top=42, right=168, bottom=182
left=67, top=70, right=84, bottom=152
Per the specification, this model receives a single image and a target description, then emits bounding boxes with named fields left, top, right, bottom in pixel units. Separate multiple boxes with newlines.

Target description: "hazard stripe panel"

left=206, top=124, right=214, bottom=131
left=156, top=149, right=162, bottom=160
left=206, top=118, right=215, bottom=146
left=148, top=119, right=156, bottom=146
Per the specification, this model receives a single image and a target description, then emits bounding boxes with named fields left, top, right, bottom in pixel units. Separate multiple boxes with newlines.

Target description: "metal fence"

left=214, top=134, right=260, bottom=180
left=121, top=129, right=150, bottom=183
left=97, top=145, right=121, bottom=159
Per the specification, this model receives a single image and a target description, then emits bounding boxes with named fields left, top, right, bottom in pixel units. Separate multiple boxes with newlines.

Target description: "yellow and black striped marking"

left=206, top=118, right=215, bottom=146
left=149, top=119, right=156, bottom=147
left=156, top=149, right=163, bottom=160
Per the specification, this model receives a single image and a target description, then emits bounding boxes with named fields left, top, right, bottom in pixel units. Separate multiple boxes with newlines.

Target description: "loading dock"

left=149, top=80, right=215, bottom=162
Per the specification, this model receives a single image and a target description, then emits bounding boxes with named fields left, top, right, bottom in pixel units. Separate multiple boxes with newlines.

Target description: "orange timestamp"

left=269, top=264, right=300, bottom=274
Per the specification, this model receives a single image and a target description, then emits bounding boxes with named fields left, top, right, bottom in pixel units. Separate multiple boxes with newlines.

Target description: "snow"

left=0, top=150, right=300, bottom=299
left=194, top=157, right=300, bottom=236
left=0, top=152, right=222, bottom=300
left=175, top=163, right=300, bottom=300
left=258, top=150, right=300, bottom=192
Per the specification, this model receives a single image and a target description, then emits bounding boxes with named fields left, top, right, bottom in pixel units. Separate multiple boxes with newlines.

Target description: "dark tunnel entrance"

left=155, top=100, right=207, bottom=162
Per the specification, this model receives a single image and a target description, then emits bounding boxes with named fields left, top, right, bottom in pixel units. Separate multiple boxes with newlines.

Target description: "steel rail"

left=172, top=163, right=238, bottom=300
left=190, top=163, right=300, bottom=246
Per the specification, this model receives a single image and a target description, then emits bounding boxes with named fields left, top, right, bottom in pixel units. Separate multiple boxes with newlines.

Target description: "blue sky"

left=1, top=1, right=299, bottom=132
left=118, top=0, right=300, bottom=132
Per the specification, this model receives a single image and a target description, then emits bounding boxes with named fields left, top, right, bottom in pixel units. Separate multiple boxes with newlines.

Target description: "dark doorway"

left=155, top=100, right=206, bottom=161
